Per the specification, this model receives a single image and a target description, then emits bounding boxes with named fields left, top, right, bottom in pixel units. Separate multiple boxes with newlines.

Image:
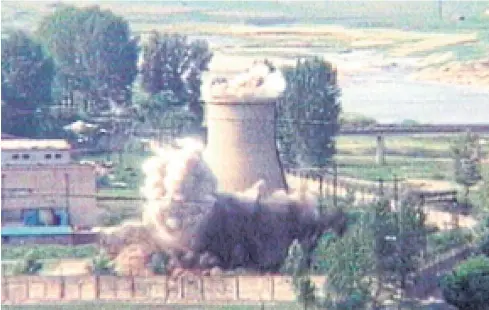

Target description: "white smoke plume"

left=201, top=60, right=287, bottom=103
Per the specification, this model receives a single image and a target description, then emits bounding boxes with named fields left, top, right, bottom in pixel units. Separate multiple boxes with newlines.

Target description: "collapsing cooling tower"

left=203, top=62, right=287, bottom=195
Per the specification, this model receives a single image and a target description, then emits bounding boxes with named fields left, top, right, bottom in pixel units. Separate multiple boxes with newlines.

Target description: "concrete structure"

left=2, top=139, right=71, bottom=165
left=204, top=99, right=287, bottom=195
left=1, top=139, right=98, bottom=230
left=375, top=135, right=386, bottom=165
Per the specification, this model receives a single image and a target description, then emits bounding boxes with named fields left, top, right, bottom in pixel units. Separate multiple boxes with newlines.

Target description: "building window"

left=21, top=208, right=67, bottom=226
left=45, top=154, right=52, bottom=159
left=55, top=154, right=62, bottom=159
left=22, top=209, right=40, bottom=226
left=1, top=210, right=22, bottom=224
left=12, top=154, right=19, bottom=160
left=22, top=154, right=30, bottom=160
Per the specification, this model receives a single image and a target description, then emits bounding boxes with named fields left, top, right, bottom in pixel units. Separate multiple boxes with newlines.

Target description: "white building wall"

left=1, top=150, right=71, bottom=166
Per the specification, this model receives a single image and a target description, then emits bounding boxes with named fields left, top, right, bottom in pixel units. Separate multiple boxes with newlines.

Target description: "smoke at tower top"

left=201, top=60, right=287, bottom=103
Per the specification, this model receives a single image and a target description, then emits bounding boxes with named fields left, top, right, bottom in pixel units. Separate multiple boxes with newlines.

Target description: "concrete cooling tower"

left=203, top=62, right=287, bottom=195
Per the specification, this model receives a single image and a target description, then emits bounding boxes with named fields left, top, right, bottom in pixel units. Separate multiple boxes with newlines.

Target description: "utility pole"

left=64, top=173, right=71, bottom=226
left=398, top=191, right=405, bottom=309
left=1, top=174, right=5, bottom=208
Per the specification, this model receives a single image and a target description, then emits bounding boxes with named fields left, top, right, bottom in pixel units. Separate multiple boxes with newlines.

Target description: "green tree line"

left=2, top=4, right=339, bottom=167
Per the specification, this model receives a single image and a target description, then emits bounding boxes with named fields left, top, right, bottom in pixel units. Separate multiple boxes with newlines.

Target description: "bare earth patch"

left=389, top=33, right=478, bottom=57
left=411, top=57, right=489, bottom=87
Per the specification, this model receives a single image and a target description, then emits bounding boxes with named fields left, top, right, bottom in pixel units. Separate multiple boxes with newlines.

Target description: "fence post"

left=235, top=276, right=239, bottom=301
left=420, top=194, right=427, bottom=262
left=394, top=175, right=399, bottom=210
left=131, top=272, right=136, bottom=298
left=25, top=277, right=30, bottom=300
left=59, top=275, right=65, bottom=300
left=452, top=198, right=460, bottom=229
left=270, top=276, right=275, bottom=301
left=3, top=276, right=8, bottom=303
left=319, top=174, right=324, bottom=198
left=180, top=277, right=185, bottom=299
left=378, top=178, right=384, bottom=198
left=95, top=275, right=100, bottom=300
left=333, top=163, right=338, bottom=209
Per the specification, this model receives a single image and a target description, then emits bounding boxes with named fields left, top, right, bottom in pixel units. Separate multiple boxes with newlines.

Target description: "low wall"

left=1, top=275, right=327, bottom=305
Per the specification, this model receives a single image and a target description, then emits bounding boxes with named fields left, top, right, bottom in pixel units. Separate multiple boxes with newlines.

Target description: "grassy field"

left=335, top=135, right=489, bottom=182
left=3, top=1, right=489, bottom=60
left=76, top=134, right=489, bottom=198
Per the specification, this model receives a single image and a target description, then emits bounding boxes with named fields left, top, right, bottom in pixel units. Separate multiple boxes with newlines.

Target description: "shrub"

left=440, top=255, right=489, bottom=310
left=11, top=250, right=43, bottom=275
left=480, top=234, right=489, bottom=257
left=148, top=252, right=169, bottom=275
left=427, top=228, right=473, bottom=255
left=340, top=113, right=377, bottom=127
left=2, top=245, right=97, bottom=260
left=91, top=252, right=115, bottom=276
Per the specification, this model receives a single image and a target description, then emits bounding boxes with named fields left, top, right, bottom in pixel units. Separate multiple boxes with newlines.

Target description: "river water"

left=341, top=72, right=489, bottom=124
left=198, top=36, right=489, bottom=125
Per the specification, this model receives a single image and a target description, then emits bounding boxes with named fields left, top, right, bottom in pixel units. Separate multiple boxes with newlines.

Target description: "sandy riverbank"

left=411, top=58, right=489, bottom=87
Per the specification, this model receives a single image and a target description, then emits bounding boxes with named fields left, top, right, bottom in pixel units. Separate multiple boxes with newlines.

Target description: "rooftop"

left=1, top=226, right=73, bottom=236
left=1, top=139, right=71, bottom=151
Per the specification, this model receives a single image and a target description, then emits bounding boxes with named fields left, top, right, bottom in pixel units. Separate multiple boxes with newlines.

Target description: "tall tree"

left=282, top=240, right=316, bottom=309
left=277, top=57, right=341, bottom=168
left=319, top=210, right=376, bottom=309
left=140, top=32, right=213, bottom=122
left=1, top=30, right=55, bottom=137
left=316, top=197, right=426, bottom=308
left=451, top=131, right=482, bottom=205
left=37, top=5, right=139, bottom=111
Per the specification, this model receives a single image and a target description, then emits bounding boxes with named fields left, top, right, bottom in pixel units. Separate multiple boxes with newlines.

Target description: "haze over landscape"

left=2, top=2, right=489, bottom=309
left=3, top=0, right=489, bottom=123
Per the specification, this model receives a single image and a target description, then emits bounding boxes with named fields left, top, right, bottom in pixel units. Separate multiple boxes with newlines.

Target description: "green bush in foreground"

left=440, top=255, right=489, bottom=310
left=427, top=228, right=474, bottom=256
left=91, top=252, right=116, bottom=276
left=2, top=244, right=98, bottom=260
left=10, top=250, right=43, bottom=275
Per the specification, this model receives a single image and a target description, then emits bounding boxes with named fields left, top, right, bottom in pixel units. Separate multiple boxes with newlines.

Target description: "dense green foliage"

left=472, top=166, right=489, bottom=214
left=480, top=234, right=489, bottom=257
left=1, top=30, right=55, bottom=137
left=10, top=250, right=44, bottom=275
left=451, top=131, right=483, bottom=204
left=133, top=89, right=200, bottom=136
left=282, top=240, right=316, bottom=309
left=427, top=228, right=474, bottom=256
left=312, top=198, right=426, bottom=308
left=320, top=211, right=376, bottom=309
left=37, top=5, right=139, bottom=110
left=2, top=245, right=98, bottom=260
left=140, top=32, right=212, bottom=121
left=441, top=255, right=489, bottom=310
left=339, top=112, right=377, bottom=127
left=91, top=251, right=116, bottom=276
left=277, top=57, right=341, bottom=168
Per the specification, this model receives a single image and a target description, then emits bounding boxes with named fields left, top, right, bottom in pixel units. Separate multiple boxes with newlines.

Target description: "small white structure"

left=1, top=139, right=99, bottom=227
left=1, top=139, right=71, bottom=165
